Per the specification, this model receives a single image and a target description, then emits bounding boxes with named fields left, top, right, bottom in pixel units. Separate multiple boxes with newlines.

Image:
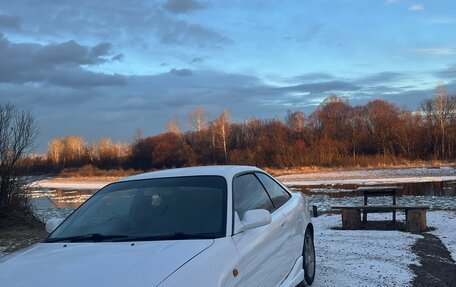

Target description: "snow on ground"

left=306, top=188, right=354, bottom=194
left=279, top=166, right=456, bottom=186
left=428, top=210, right=456, bottom=262
left=312, top=213, right=421, bottom=287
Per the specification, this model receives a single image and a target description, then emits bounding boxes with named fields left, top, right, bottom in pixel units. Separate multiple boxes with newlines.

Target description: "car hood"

left=0, top=239, right=214, bottom=287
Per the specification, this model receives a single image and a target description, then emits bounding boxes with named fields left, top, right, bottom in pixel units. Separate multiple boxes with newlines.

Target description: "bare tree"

left=421, top=84, right=456, bottom=158
left=0, top=103, right=38, bottom=212
left=63, top=136, right=86, bottom=165
left=166, top=119, right=182, bottom=134
left=187, top=107, right=208, bottom=133
left=214, top=110, right=231, bottom=163
left=47, top=139, right=64, bottom=166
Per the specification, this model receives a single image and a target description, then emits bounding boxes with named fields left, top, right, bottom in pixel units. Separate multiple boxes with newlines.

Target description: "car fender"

left=158, top=237, right=240, bottom=287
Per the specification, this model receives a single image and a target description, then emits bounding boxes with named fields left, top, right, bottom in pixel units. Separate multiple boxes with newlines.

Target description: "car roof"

left=115, top=165, right=263, bottom=182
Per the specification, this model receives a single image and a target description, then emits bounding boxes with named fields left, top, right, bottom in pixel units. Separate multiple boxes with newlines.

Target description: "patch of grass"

left=0, top=226, right=47, bottom=253
left=58, top=164, right=140, bottom=179
left=0, top=209, right=46, bottom=253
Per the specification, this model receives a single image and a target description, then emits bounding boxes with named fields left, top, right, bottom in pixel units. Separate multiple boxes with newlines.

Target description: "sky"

left=0, top=0, right=456, bottom=152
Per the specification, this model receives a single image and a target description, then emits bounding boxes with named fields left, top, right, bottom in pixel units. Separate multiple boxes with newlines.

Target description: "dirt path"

left=410, top=233, right=456, bottom=287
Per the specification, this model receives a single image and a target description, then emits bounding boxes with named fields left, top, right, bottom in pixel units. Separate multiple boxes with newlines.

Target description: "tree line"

left=21, top=84, right=456, bottom=172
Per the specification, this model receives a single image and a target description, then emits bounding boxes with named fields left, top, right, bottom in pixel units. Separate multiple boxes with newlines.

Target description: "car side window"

left=233, top=173, right=274, bottom=218
left=256, top=173, right=290, bottom=209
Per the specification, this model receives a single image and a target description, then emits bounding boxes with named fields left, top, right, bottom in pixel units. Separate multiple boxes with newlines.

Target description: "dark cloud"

left=191, top=57, right=205, bottom=63
left=0, top=1, right=226, bottom=49
left=434, top=64, right=456, bottom=79
left=357, top=72, right=405, bottom=85
left=157, top=18, right=228, bottom=47
left=280, top=81, right=360, bottom=94
left=164, top=0, right=207, bottom=14
left=169, top=68, right=193, bottom=76
left=0, top=35, right=125, bottom=87
left=34, top=40, right=111, bottom=65
left=111, top=53, right=124, bottom=61
left=48, top=70, right=126, bottom=87
left=0, top=14, right=20, bottom=30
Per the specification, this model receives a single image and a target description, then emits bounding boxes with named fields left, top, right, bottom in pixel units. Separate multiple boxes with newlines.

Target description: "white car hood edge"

left=0, top=239, right=215, bottom=287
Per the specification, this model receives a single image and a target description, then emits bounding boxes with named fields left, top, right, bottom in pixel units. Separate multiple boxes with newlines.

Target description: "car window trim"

left=231, top=171, right=276, bottom=236
left=255, top=172, right=292, bottom=209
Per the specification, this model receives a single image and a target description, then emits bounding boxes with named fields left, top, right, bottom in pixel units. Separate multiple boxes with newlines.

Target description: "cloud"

left=280, top=81, right=360, bottom=94
left=434, top=65, right=456, bottom=79
left=357, top=72, right=405, bottom=85
left=409, top=4, right=424, bottom=11
left=156, top=17, right=228, bottom=47
left=111, top=53, right=124, bottom=61
left=169, top=68, right=193, bottom=76
left=0, top=35, right=125, bottom=87
left=190, top=57, right=205, bottom=63
left=164, top=0, right=207, bottom=14
left=412, top=47, right=456, bottom=55
left=0, top=14, right=20, bottom=30
left=0, top=1, right=226, bottom=49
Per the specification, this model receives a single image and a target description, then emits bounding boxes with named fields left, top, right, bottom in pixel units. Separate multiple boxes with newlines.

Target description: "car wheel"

left=303, top=229, right=315, bottom=286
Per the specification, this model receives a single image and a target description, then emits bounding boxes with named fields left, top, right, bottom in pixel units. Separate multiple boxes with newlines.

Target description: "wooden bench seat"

left=331, top=205, right=429, bottom=232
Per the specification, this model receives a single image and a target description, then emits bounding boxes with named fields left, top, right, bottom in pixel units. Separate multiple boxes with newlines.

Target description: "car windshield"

left=46, top=176, right=227, bottom=242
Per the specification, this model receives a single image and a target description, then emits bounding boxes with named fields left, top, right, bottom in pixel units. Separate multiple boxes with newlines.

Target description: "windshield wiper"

left=45, top=233, right=129, bottom=243
left=112, top=232, right=217, bottom=242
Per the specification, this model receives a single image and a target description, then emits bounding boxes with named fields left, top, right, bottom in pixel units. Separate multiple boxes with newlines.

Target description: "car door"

left=231, top=173, right=289, bottom=286
left=256, top=173, right=304, bottom=275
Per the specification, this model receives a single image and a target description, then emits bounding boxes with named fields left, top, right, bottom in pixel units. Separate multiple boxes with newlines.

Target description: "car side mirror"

left=45, top=218, right=64, bottom=233
left=234, top=209, right=272, bottom=234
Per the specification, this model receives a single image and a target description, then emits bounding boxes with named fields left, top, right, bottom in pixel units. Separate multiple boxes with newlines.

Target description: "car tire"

left=302, top=228, right=315, bottom=286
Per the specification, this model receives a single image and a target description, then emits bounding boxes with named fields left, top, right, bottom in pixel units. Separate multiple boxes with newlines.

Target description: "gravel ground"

left=410, top=233, right=456, bottom=287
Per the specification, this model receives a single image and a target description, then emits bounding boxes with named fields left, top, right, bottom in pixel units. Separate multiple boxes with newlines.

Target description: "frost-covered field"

left=312, top=213, right=421, bottom=287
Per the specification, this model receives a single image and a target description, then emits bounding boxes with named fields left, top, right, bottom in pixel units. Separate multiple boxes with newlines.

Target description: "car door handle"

left=280, top=221, right=286, bottom=227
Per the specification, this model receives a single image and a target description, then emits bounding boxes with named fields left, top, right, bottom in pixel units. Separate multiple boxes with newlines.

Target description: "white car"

left=0, top=166, right=315, bottom=287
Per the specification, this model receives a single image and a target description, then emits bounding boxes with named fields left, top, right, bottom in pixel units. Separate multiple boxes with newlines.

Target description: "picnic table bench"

left=331, top=205, right=429, bottom=232
left=356, top=186, right=403, bottom=223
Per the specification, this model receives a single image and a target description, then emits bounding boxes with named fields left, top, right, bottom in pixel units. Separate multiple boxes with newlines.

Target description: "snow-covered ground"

left=305, top=187, right=354, bottom=194
left=428, top=210, right=456, bottom=262
left=312, top=213, right=421, bottom=286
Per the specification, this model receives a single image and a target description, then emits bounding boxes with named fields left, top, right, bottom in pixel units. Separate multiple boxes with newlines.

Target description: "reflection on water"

left=31, top=188, right=97, bottom=208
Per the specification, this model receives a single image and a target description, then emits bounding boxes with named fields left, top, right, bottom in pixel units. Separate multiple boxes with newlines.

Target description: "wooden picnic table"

left=356, top=186, right=403, bottom=223
left=331, top=205, right=429, bottom=232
